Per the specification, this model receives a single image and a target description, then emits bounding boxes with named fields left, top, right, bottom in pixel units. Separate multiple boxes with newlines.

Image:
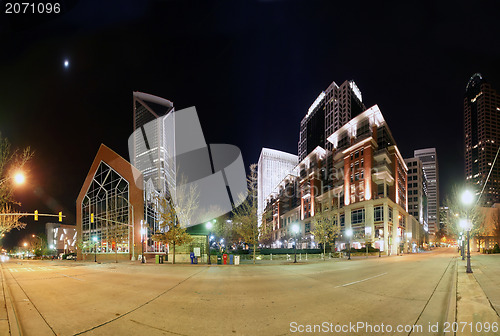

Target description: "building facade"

left=76, top=144, right=145, bottom=261
left=265, top=105, right=424, bottom=255
left=414, top=148, right=439, bottom=237
left=46, top=222, right=77, bottom=254
left=298, top=80, right=365, bottom=161
left=257, top=148, right=298, bottom=226
left=404, top=157, right=428, bottom=233
left=464, top=73, right=500, bottom=205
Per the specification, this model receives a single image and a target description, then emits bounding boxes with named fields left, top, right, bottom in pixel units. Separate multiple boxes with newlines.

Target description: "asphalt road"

left=0, top=248, right=466, bottom=335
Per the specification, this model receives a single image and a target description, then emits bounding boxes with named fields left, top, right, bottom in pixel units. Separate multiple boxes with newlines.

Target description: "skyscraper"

left=414, top=148, right=439, bottom=236
left=464, top=73, right=500, bottom=205
left=298, top=80, right=365, bottom=161
left=257, top=148, right=298, bottom=225
left=130, top=92, right=174, bottom=193
left=404, top=157, right=428, bottom=232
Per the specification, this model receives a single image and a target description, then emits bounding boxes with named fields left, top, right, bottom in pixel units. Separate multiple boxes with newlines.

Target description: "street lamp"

left=0, top=171, right=25, bottom=186
left=461, top=189, right=474, bottom=273
left=92, top=236, right=98, bottom=262
left=346, top=229, right=352, bottom=260
left=292, top=224, right=299, bottom=263
left=140, top=221, right=146, bottom=264
left=14, top=172, right=25, bottom=185
left=206, top=221, right=213, bottom=265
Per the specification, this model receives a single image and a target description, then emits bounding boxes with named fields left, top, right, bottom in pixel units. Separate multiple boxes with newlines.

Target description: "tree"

left=442, top=186, right=485, bottom=243
left=311, top=206, right=340, bottom=259
left=152, top=197, right=194, bottom=264
left=0, top=134, right=32, bottom=234
left=212, top=213, right=236, bottom=252
left=232, top=164, right=270, bottom=263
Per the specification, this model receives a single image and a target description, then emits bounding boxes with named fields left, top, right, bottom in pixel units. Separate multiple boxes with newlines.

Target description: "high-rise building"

left=464, top=73, right=500, bottom=205
left=130, top=92, right=174, bottom=193
left=257, top=148, right=298, bottom=225
left=414, top=148, right=439, bottom=236
left=405, top=157, right=428, bottom=232
left=264, top=105, right=425, bottom=255
left=298, top=80, right=365, bottom=161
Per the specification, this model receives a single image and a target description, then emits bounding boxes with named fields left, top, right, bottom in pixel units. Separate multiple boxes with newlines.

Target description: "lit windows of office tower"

left=257, top=148, right=298, bottom=226
left=130, top=92, right=174, bottom=194
left=298, top=80, right=365, bottom=161
left=414, top=148, right=439, bottom=236
left=404, top=157, right=428, bottom=232
left=464, top=73, right=500, bottom=205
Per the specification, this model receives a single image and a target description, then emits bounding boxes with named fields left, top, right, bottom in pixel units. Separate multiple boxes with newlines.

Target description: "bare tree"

left=233, top=164, right=271, bottom=263
left=442, top=186, right=485, bottom=244
left=0, top=134, right=32, bottom=234
left=152, top=197, right=193, bottom=264
left=311, top=206, right=340, bottom=260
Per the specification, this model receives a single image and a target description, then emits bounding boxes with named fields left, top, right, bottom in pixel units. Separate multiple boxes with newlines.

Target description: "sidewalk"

left=456, top=257, right=500, bottom=336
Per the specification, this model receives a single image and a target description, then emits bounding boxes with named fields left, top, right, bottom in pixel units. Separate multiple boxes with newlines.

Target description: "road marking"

left=58, top=273, right=84, bottom=281
left=334, top=272, right=388, bottom=288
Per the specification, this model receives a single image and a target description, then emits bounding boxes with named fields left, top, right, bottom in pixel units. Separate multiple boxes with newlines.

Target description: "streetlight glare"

left=292, top=224, right=299, bottom=233
left=459, top=218, right=470, bottom=230
left=206, top=221, right=213, bottom=230
left=461, top=190, right=474, bottom=206
left=346, top=229, right=353, bottom=237
left=14, top=172, right=25, bottom=185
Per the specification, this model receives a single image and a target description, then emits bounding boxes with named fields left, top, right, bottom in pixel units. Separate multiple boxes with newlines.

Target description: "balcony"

left=373, top=148, right=392, bottom=164
left=373, top=160, right=392, bottom=174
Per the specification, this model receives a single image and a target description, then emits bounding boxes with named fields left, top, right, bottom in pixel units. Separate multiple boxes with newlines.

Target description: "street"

left=0, top=248, right=498, bottom=335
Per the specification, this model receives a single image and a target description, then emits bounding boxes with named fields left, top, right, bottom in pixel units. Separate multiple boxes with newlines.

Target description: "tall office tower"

left=130, top=92, right=174, bottom=193
left=464, top=73, right=500, bottom=205
left=404, top=157, right=428, bottom=232
left=414, top=148, right=439, bottom=236
left=257, top=148, right=298, bottom=225
left=298, top=80, right=365, bottom=161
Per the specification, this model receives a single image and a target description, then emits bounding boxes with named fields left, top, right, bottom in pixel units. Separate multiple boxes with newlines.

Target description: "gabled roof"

left=76, top=144, right=143, bottom=205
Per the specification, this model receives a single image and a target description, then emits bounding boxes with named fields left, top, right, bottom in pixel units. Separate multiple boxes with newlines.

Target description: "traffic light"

left=91, top=213, right=94, bottom=223
left=59, top=211, right=62, bottom=222
left=34, top=210, right=38, bottom=221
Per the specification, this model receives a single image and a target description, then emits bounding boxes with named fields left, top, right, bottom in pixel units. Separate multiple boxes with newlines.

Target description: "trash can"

left=159, top=255, right=163, bottom=264
left=217, top=254, right=222, bottom=265
left=234, top=255, right=240, bottom=265
left=229, top=254, right=234, bottom=265
left=190, top=252, right=195, bottom=264
left=155, top=255, right=160, bottom=264
left=223, top=254, right=228, bottom=265
left=193, top=255, right=198, bottom=264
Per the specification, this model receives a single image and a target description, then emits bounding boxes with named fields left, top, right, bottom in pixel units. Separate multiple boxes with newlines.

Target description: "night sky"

left=1, top=0, right=500, bottom=248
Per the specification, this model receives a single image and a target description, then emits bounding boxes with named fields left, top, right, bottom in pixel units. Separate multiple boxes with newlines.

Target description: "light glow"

left=461, top=190, right=474, bottom=206
left=14, top=172, right=25, bottom=185
left=306, top=91, right=326, bottom=117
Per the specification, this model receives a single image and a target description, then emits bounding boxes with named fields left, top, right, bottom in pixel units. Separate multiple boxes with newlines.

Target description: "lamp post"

left=346, top=229, right=352, bottom=260
left=459, top=232, right=465, bottom=260
left=206, top=221, right=213, bottom=265
left=92, top=236, right=98, bottom=262
left=292, top=224, right=299, bottom=263
left=140, top=221, right=146, bottom=264
left=461, top=190, right=474, bottom=274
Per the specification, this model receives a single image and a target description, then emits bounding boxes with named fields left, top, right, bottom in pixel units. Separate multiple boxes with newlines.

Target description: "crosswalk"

left=6, top=266, right=68, bottom=273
